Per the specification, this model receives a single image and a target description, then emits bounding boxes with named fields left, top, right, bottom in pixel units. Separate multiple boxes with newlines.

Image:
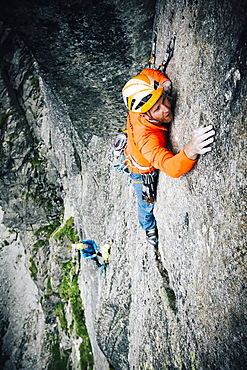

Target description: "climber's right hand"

left=184, top=124, right=215, bottom=160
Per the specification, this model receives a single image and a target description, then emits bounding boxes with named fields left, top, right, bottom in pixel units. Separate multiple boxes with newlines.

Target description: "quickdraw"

left=148, top=31, right=176, bottom=72
left=158, top=32, right=176, bottom=73
left=148, top=30, right=157, bottom=69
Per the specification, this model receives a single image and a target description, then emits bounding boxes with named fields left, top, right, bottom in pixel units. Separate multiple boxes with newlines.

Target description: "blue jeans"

left=129, top=172, right=156, bottom=231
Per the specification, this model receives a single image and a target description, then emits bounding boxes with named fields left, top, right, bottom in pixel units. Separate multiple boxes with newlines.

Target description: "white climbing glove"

left=162, top=80, right=172, bottom=95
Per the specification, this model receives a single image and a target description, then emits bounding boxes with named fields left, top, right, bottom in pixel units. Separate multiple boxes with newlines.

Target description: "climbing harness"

left=113, top=130, right=157, bottom=203
left=128, top=154, right=154, bottom=172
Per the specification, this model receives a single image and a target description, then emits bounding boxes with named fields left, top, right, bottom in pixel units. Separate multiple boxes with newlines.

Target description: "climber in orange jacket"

left=122, top=68, right=215, bottom=247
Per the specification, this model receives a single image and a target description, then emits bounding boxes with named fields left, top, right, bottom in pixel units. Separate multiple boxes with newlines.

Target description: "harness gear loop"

left=129, top=154, right=155, bottom=172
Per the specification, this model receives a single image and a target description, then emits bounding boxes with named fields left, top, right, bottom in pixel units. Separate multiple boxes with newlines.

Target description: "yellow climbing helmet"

left=122, top=74, right=164, bottom=113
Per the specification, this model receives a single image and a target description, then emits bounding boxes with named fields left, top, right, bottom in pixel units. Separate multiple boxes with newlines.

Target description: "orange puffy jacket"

left=125, top=68, right=197, bottom=178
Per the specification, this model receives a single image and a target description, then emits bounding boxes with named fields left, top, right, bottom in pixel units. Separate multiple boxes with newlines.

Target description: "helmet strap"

left=140, top=111, right=162, bottom=125
left=140, top=110, right=153, bottom=120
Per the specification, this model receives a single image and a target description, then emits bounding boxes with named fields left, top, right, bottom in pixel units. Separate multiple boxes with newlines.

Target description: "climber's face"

left=148, top=94, right=173, bottom=123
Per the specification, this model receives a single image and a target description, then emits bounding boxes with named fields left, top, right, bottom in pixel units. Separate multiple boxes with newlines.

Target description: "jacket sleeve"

left=140, top=133, right=197, bottom=178
left=141, top=68, right=170, bottom=85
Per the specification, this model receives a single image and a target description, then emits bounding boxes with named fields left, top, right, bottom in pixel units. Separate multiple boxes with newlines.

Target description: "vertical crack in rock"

left=153, top=244, right=177, bottom=313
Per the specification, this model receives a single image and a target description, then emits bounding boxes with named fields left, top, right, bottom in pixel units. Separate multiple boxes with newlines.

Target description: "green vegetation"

left=30, top=75, right=41, bottom=100
left=58, top=259, right=94, bottom=369
left=70, top=275, right=87, bottom=337
left=29, top=151, right=44, bottom=168
left=54, top=217, right=79, bottom=243
left=47, top=276, right=53, bottom=294
left=9, top=131, right=18, bottom=141
left=59, top=261, right=87, bottom=336
left=0, top=110, right=14, bottom=127
left=59, top=261, right=73, bottom=301
left=26, top=186, right=61, bottom=212
left=80, top=341, right=94, bottom=370
left=33, top=239, right=46, bottom=250
left=29, top=257, right=38, bottom=278
left=55, top=302, right=68, bottom=332
left=47, top=334, right=71, bottom=370
left=33, top=93, right=41, bottom=100
left=190, top=350, right=199, bottom=370
left=33, top=216, right=92, bottom=367
left=30, top=75, right=40, bottom=89
left=33, top=220, right=61, bottom=251
left=35, top=220, right=61, bottom=239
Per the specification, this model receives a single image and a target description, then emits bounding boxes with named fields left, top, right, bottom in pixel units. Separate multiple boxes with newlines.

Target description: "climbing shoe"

left=146, top=227, right=158, bottom=247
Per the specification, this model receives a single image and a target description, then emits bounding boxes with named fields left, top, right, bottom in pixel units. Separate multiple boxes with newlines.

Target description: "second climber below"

left=121, top=67, right=215, bottom=247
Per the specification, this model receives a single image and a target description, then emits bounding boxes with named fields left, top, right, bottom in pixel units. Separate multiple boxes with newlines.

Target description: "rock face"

left=0, top=0, right=246, bottom=369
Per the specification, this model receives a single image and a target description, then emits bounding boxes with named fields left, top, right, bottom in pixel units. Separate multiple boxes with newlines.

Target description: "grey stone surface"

left=0, top=0, right=246, bottom=369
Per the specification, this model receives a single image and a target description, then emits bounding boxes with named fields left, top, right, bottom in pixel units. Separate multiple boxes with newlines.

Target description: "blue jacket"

left=80, top=239, right=98, bottom=259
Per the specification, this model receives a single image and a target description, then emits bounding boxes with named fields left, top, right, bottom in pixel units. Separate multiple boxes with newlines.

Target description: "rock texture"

left=0, top=0, right=246, bottom=369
